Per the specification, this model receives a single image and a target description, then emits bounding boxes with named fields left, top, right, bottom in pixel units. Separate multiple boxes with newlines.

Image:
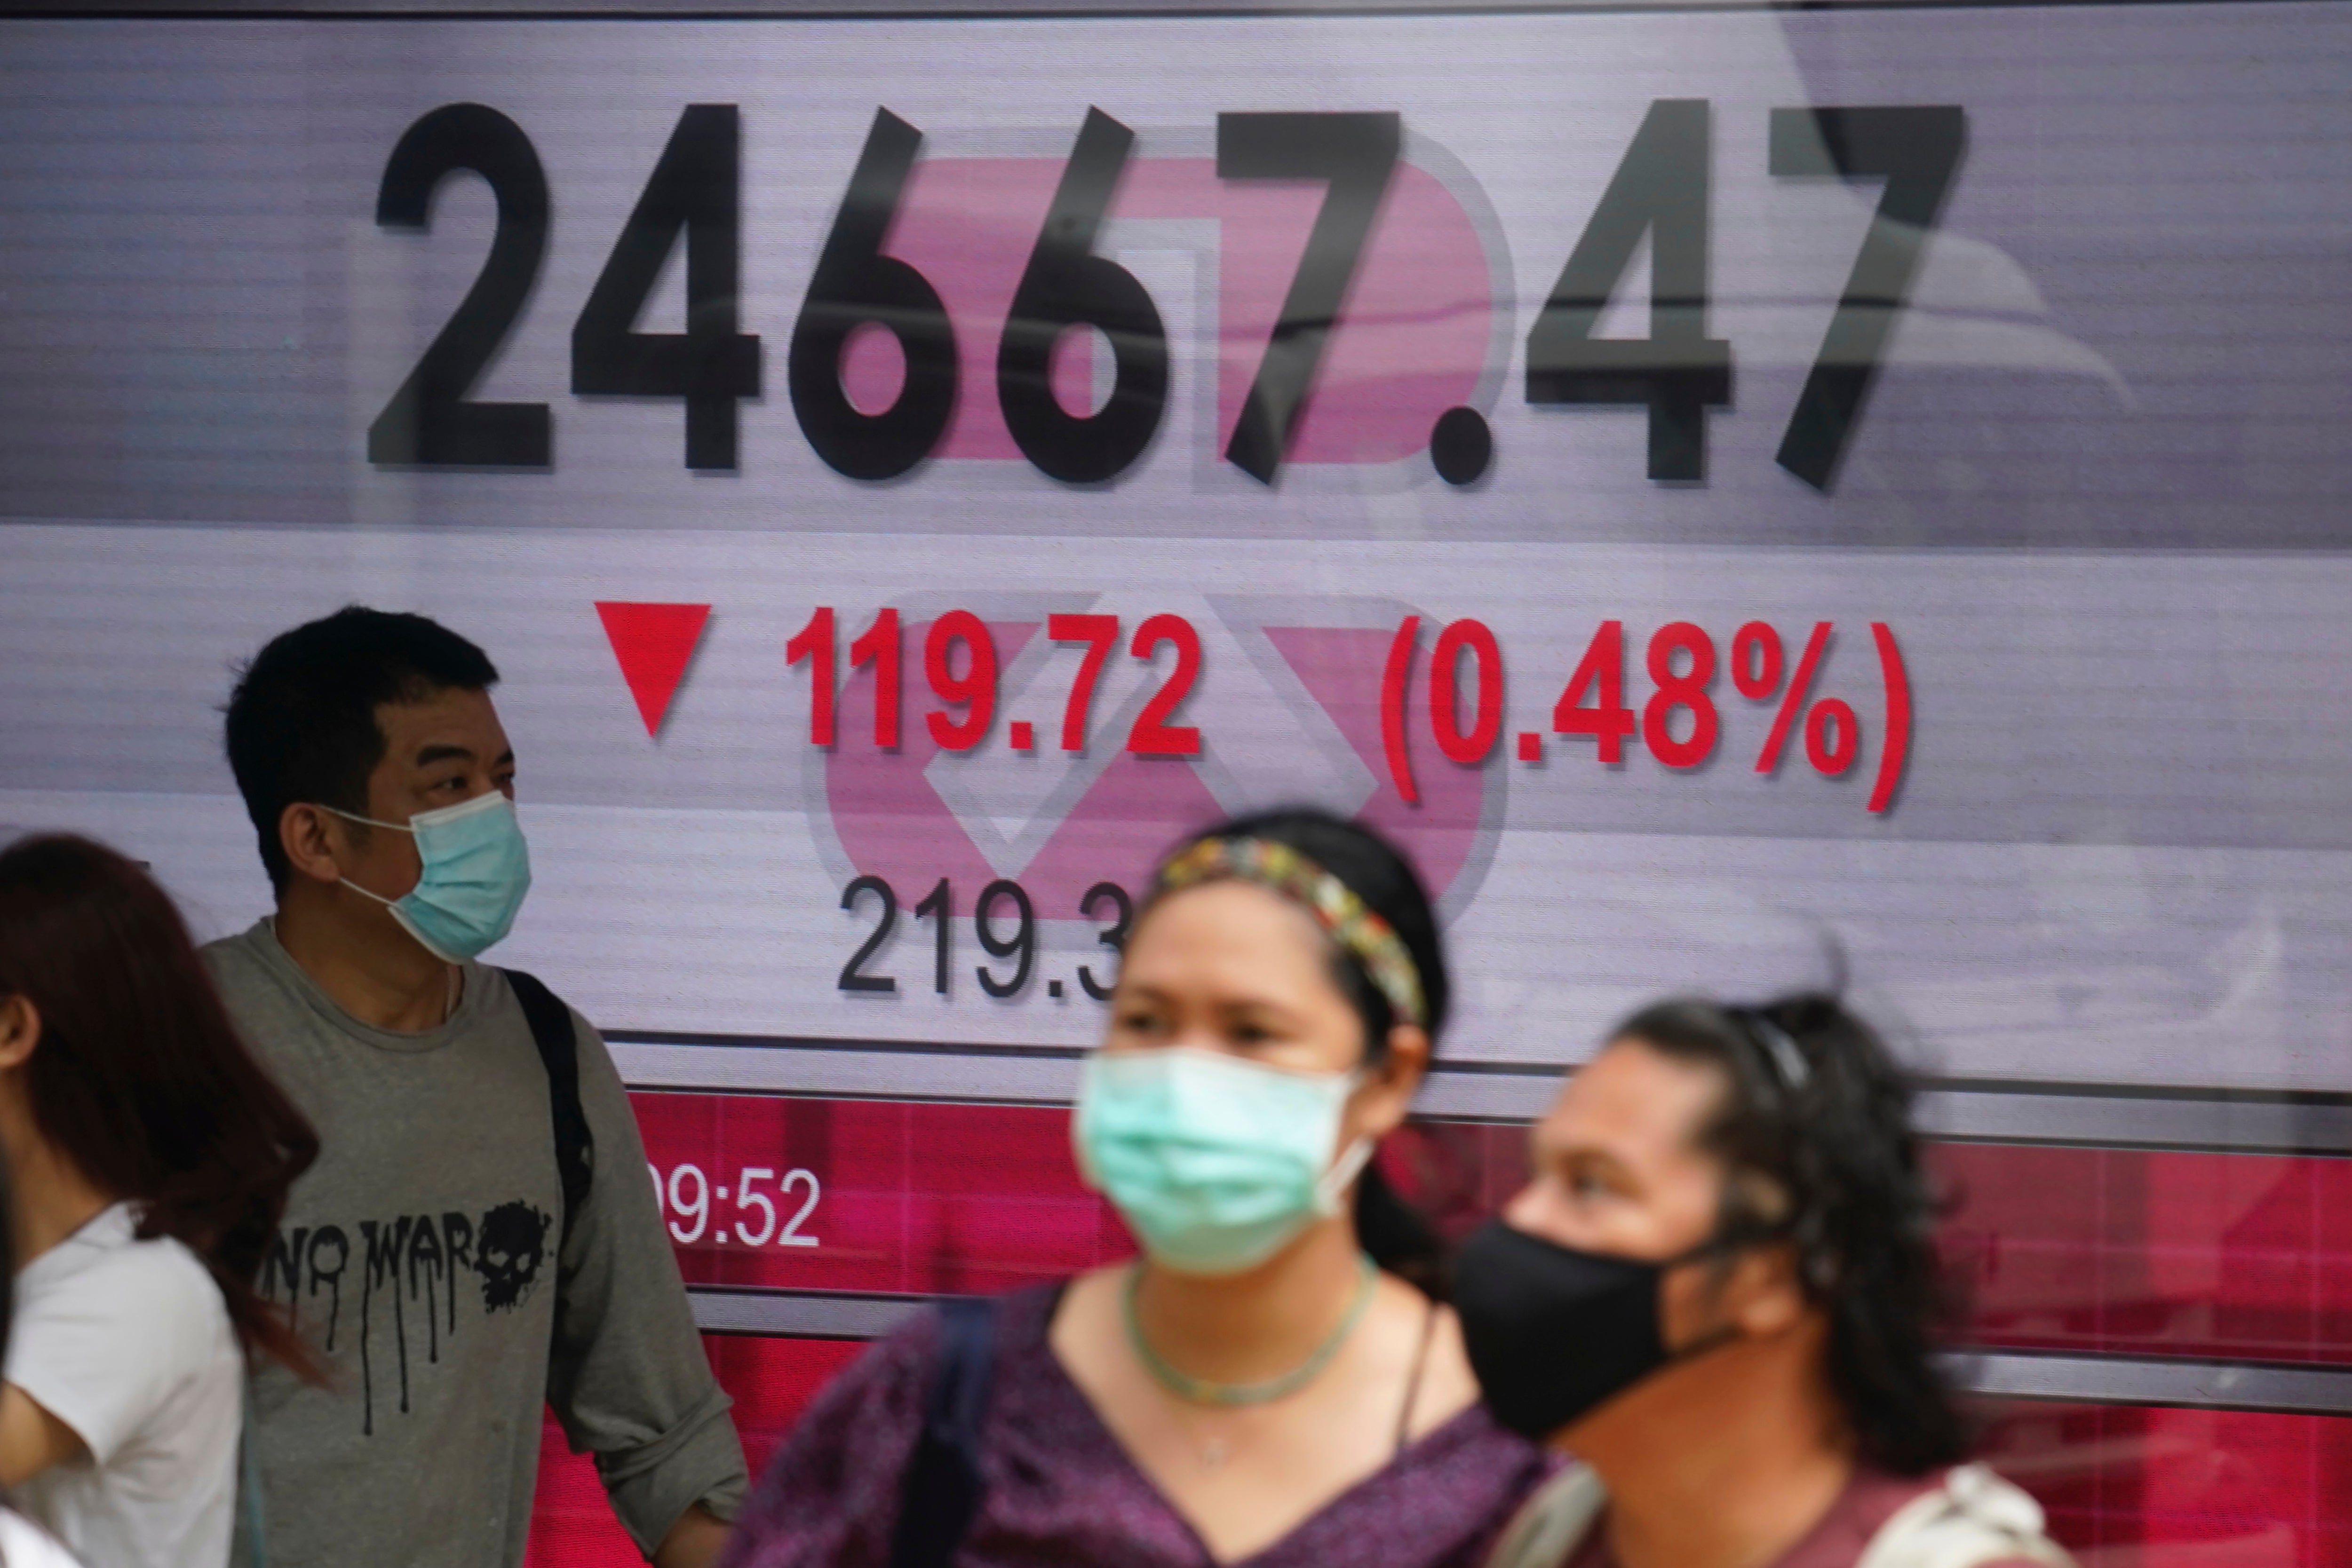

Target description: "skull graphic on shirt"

left=476, top=1200, right=552, bottom=1312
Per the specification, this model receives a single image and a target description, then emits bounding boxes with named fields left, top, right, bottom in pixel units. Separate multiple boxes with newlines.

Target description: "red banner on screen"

left=633, top=1091, right=2352, bottom=1368
left=631, top=1093, right=1131, bottom=1296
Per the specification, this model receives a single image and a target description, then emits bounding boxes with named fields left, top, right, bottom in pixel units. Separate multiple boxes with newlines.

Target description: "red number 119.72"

left=785, top=606, right=1202, bottom=756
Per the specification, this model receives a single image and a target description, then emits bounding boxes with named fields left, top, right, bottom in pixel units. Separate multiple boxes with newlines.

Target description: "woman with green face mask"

left=720, top=809, right=1553, bottom=1568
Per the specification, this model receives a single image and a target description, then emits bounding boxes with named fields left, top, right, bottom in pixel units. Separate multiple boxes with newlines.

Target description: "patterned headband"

left=1153, top=835, right=1428, bottom=1030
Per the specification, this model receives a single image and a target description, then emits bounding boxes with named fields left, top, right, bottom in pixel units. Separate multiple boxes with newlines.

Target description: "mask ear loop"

left=310, top=806, right=471, bottom=966
left=310, top=805, right=421, bottom=915
left=314, top=803, right=416, bottom=835
left=1653, top=1212, right=1812, bottom=1368
left=1315, top=1034, right=1404, bottom=1220
left=338, top=879, right=401, bottom=910
left=1314, top=1132, right=1376, bottom=1218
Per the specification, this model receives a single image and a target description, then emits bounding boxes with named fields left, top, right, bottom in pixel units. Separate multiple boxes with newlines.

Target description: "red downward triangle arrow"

left=595, top=602, right=711, bottom=737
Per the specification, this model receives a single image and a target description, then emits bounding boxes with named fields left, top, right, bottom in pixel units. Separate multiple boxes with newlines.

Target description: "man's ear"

left=0, top=994, right=40, bottom=1072
left=1727, top=1242, right=1810, bottom=1336
left=278, top=801, right=352, bottom=888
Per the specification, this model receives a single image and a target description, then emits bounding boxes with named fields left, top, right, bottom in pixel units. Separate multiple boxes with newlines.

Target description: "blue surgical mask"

left=1073, top=1047, right=1373, bottom=1276
left=324, top=791, right=532, bottom=963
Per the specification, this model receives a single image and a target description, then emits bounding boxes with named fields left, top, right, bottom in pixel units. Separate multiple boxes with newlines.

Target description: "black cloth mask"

left=1454, top=1219, right=1735, bottom=1443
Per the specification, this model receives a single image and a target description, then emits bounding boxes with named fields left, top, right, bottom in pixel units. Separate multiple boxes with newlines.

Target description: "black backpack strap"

left=890, top=1296, right=1000, bottom=1568
left=500, top=967, right=595, bottom=1247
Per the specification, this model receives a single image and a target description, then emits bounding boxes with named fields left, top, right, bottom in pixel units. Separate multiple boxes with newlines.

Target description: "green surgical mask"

left=322, top=791, right=531, bottom=963
left=1073, top=1047, right=1373, bottom=1276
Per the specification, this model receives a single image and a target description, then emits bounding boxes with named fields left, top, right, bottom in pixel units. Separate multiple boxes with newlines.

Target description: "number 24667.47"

left=367, top=99, right=1961, bottom=494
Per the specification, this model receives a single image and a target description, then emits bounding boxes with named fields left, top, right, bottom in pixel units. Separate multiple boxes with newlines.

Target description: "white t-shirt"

left=0, top=1510, right=87, bottom=1568
left=4, top=1203, right=241, bottom=1568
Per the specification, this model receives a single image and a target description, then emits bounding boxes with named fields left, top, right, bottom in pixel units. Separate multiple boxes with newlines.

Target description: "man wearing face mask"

left=1453, top=996, right=2074, bottom=1568
left=202, top=608, right=745, bottom=1568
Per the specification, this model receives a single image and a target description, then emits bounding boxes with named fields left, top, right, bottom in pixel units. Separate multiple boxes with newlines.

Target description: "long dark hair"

left=1612, top=993, right=1966, bottom=1474
left=0, top=834, right=322, bottom=1376
left=1151, top=808, right=1455, bottom=1299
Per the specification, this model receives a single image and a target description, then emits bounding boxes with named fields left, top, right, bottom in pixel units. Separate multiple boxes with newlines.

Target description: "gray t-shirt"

left=205, top=920, right=745, bottom=1568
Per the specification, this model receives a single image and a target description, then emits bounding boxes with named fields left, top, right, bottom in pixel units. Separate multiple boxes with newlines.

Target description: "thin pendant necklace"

left=1122, top=1254, right=1379, bottom=1423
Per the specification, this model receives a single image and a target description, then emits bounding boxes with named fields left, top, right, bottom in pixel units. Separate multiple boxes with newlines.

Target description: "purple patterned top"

left=720, top=1285, right=1554, bottom=1568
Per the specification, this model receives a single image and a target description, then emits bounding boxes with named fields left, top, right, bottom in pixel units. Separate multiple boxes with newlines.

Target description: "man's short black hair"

left=224, top=607, right=499, bottom=895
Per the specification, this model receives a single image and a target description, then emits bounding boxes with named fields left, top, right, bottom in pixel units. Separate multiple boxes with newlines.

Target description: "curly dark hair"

left=1611, top=993, right=1966, bottom=1475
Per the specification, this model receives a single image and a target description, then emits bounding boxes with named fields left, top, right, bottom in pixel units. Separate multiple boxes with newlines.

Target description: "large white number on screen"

left=734, top=1167, right=778, bottom=1245
left=666, top=1164, right=710, bottom=1243
left=779, top=1170, right=822, bottom=1247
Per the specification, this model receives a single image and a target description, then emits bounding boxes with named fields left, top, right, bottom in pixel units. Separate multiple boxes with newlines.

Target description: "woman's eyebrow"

left=1216, top=996, right=1303, bottom=1027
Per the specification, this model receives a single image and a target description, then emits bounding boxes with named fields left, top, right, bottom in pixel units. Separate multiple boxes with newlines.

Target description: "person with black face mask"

left=1452, top=996, right=2075, bottom=1568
